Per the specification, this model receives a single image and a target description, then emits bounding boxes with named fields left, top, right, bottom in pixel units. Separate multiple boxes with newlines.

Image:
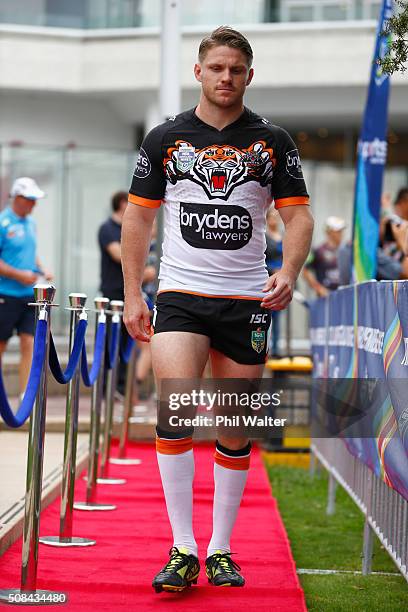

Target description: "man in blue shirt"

left=0, top=177, right=52, bottom=394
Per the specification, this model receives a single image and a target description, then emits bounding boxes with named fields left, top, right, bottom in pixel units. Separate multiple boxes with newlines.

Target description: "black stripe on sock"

left=156, top=425, right=194, bottom=440
left=215, top=440, right=252, bottom=457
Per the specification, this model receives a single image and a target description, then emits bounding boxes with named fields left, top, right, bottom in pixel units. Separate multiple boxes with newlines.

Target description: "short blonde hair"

left=198, top=26, right=253, bottom=68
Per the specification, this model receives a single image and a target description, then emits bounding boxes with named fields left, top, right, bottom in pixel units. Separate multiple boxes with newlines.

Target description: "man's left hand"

left=261, top=271, right=295, bottom=310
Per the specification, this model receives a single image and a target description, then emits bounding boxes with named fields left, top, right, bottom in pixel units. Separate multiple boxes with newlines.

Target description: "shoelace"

left=209, top=552, right=241, bottom=575
left=161, top=547, right=188, bottom=573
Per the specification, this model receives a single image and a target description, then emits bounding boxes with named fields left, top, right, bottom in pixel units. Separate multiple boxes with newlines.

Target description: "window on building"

left=367, top=1, right=382, bottom=19
left=263, top=0, right=281, bottom=22
left=287, top=5, right=315, bottom=22
left=322, top=3, right=351, bottom=21
left=181, top=0, right=264, bottom=26
left=0, top=0, right=388, bottom=28
left=45, top=0, right=87, bottom=28
left=280, top=0, right=380, bottom=23
left=0, top=0, right=45, bottom=26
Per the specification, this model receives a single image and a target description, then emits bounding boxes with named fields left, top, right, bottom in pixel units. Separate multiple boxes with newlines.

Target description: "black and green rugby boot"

left=152, top=546, right=200, bottom=593
left=205, top=550, right=245, bottom=587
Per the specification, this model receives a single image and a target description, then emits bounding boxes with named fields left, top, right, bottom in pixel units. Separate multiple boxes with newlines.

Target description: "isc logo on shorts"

left=179, top=202, right=252, bottom=250
left=249, top=313, right=268, bottom=324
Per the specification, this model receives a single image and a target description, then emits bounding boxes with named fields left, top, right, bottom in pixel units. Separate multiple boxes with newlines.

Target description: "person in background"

left=338, top=190, right=408, bottom=284
left=98, top=190, right=156, bottom=398
left=98, top=191, right=129, bottom=306
left=379, top=188, right=408, bottom=269
left=0, top=177, right=53, bottom=394
left=265, top=206, right=283, bottom=357
left=392, top=187, right=408, bottom=220
left=303, top=216, right=346, bottom=297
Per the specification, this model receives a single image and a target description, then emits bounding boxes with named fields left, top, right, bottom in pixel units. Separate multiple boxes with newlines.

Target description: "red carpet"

left=0, top=442, right=306, bottom=611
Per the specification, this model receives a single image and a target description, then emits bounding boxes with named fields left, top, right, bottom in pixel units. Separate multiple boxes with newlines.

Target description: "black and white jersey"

left=129, top=107, right=309, bottom=298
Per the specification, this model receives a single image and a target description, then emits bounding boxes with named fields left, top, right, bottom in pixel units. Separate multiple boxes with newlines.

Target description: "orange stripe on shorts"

left=156, top=436, right=193, bottom=455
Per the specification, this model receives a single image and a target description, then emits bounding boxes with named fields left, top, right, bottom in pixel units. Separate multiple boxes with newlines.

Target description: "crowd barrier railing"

left=311, top=437, right=408, bottom=582
left=310, top=281, right=408, bottom=583
left=0, top=284, right=142, bottom=604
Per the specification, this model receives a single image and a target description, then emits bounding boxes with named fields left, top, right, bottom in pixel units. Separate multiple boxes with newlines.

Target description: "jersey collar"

left=189, top=106, right=250, bottom=133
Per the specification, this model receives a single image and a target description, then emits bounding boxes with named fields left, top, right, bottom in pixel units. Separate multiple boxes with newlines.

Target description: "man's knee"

left=217, top=435, right=250, bottom=451
left=20, top=333, right=34, bottom=353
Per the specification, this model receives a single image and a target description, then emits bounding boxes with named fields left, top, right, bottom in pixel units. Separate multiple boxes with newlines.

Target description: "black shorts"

left=153, top=291, right=271, bottom=365
left=0, top=294, right=35, bottom=341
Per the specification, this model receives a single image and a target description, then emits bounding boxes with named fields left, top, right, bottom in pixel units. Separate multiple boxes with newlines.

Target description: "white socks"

left=156, top=436, right=251, bottom=560
left=156, top=436, right=197, bottom=557
left=207, top=441, right=251, bottom=558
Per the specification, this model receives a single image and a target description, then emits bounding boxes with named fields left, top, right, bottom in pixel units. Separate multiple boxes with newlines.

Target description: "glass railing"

left=0, top=0, right=382, bottom=30
left=0, top=143, right=137, bottom=332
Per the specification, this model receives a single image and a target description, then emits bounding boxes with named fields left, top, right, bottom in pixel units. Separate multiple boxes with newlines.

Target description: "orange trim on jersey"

left=158, top=289, right=262, bottom=301
left=274, top=196, right=309, bottom=209
left=214, top=449, right=250, bottom=471
left=128, top=193, right=162, bottom=208
left=156, top=436, right=193, bottom=455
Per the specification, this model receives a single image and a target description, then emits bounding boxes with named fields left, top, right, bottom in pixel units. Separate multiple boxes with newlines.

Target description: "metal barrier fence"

left=311, top=437, right=408, bottom=582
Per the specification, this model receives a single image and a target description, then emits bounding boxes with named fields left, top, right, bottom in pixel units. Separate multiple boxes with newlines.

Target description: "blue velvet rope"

left=49, top=318, right=88, bottom=384
left=120, top=334, right=135, bottom=364
left=106, top=320, right=120, bottom=370
left=81, top=321, right=106, bottom=387
left=0, top=319, right=47, bottom=428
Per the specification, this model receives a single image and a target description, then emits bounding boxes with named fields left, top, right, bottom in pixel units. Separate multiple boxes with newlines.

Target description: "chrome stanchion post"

left=40, top=293, right=96, bottom=547
left=98, top=300, right=126, bottom=484
left=110, top=341, right=141, bottom=466
left=74, top=297, right=116, bottom=511
left=0, top=284, right=67, bottom=605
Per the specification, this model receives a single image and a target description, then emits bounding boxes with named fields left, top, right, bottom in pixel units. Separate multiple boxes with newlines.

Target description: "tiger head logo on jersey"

left=164, top=140, right=275, bottom=200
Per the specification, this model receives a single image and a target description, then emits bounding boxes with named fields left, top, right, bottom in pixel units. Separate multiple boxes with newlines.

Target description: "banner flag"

left=352, top=0, right=393, bottom=282
left=310, top=280, right=408, bottom=501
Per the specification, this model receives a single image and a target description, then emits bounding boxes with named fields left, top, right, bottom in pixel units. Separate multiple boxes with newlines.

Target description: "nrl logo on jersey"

left=176, top=143, right=195, bottom=173
left=164, top=140, right=275, bottom=201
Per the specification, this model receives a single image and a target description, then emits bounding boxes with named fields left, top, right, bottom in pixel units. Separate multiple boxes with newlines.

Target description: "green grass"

left=300, top=575, right=407, bottom=612
left=265, top=464, right=408, bottom=611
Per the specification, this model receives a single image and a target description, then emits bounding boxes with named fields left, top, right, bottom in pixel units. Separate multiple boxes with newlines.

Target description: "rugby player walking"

left=122, top=26, right=313, bottom=592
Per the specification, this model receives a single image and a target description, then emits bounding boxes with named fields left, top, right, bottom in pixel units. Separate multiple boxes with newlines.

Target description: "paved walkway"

left=0, top=431, right=88, bottom=519
left=0, top=393, right=156, bottom=548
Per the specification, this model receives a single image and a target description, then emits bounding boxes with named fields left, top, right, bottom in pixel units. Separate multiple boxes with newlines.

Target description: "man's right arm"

left=123, top=122, right=167, bottom=339
left=0, top=226, right=38, bottom=285
left=0, top=260, right=38, bottom=285
left=121, top=204, right=158, bottom=342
